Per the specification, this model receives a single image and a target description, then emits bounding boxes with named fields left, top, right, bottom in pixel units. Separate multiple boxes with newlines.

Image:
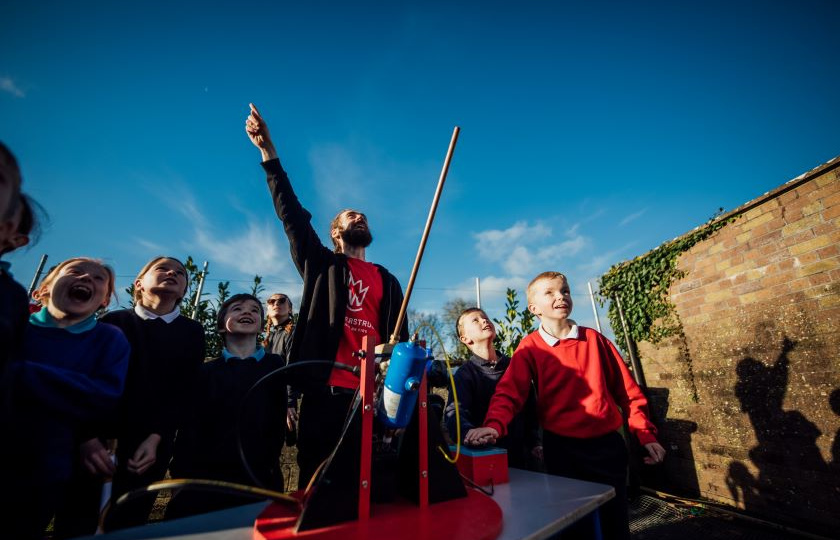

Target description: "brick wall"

left=635, top=156, right=840, bottom=535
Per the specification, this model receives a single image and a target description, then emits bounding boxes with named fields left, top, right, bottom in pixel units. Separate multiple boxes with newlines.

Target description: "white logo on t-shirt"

left=347, top=271, right=369, bottom=313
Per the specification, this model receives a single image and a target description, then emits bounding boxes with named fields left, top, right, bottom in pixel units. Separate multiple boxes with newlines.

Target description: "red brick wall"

left=636, top=157, right=840, bottom=535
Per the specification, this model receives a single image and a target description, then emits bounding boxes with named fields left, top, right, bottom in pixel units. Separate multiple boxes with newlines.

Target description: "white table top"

left=79, top=469, right=614, bottom=540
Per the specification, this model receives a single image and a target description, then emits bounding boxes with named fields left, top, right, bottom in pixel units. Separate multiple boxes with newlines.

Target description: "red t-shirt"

left=328, top=258, right=383, bottom=388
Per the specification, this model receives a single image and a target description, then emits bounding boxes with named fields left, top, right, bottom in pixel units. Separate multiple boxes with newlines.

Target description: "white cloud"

left=619, top=208, right=647, bottom=227
left=191, top=219, right=288, bottom=277
left=179, top=198, right=208, bottom=228
left=474, top=220, right=589, bottom=277
left=535, top=236, right=587, bottom=262
left=0, top=77, right=25, bottom=98
left=446, top=274, right=530, bottom=312
left=143, top=178, right=290, bottom=279
left=474, top=221, right=551, bottom=262
left=133, top=238, right=166, bottom=253
left=503, top=245, right=534, bottom=275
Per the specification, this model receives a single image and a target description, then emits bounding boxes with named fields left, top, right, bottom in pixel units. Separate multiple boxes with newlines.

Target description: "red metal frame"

left=253, top=338, right=503, bottom=540
left=358, top=337, right=375, bottom=520
left=418, top=372, right=429, bottom=507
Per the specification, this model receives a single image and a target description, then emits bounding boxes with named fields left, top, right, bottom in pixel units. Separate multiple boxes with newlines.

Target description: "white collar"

left=538, top=322, right=579, bottom=346
left=134, top=303, right=181, bottom=324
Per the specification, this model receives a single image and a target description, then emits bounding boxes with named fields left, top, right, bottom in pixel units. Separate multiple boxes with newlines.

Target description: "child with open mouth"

left=2, top=257, right=130, bottom=540
left=53, top=256, right=206, bottom=536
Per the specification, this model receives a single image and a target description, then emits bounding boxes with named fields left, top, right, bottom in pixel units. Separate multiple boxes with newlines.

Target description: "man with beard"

left=245, top=104, right=409, bottom=489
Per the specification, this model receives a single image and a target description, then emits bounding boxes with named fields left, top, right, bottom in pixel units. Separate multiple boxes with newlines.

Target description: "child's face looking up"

left=528, top=276, right=573, bottom=322
left=223, top=299, right=262, bottom=335
left=46, top=261, right=111, bottom=319
left=458, top=310, right=496, bottom=346
left=136, top=258, right=188, bottom=301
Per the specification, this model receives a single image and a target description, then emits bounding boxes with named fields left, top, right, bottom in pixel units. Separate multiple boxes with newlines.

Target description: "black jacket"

left=262, top=158, right=409, bottom=391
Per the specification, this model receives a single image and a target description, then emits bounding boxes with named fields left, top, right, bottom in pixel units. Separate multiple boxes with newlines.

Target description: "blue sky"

left=3, top=0, right=839, bottom=340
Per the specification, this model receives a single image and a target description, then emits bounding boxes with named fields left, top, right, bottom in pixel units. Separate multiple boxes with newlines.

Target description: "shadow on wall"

left=637, top=387, right=699, bottom=496
left=726, top=336, right=840, bottom=534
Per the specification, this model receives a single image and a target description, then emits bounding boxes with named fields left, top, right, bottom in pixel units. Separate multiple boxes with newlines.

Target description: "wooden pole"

left=389, top=126, right=460, bottom=344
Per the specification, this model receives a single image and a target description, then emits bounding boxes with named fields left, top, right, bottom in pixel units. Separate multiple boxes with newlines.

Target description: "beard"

left=340, top=226, right=373, bottom=248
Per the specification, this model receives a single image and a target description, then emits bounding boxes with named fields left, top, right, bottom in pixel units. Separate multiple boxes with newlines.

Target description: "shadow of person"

left=829, top=388, right=840, bottom=508
left=632, top=387, right=699, bottom=496
left=725, top=461, right=759, bottom=508
left=727, top=335, right=833, bottom=532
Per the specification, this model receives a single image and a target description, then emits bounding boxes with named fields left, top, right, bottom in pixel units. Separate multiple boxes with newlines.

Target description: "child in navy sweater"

left=1, top=257, right=130, bottom=540
left=166, top=293, right=287, bottom=519
left=445, top=307, right=541, bottom=470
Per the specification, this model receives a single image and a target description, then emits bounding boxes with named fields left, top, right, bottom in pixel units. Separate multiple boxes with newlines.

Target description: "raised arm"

left=245, top=103, right=279, bottom=162
left=244, top=104, right=333, bottom=279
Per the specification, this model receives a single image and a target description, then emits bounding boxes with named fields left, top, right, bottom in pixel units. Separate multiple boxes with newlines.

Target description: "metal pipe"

left=614, top=294, right=647, bottom=389
left=191, top=261, right=209, bottom=320
left=27, top=254, right=48, bottom=296
left=475, top=277, right=481, bottom=309
left=587, top=281, right=602, bottom=333
left=389, top=126, right=460, bottom=344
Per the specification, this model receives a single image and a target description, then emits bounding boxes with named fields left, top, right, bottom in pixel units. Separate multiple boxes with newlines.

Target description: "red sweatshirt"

left=484, top=326, right=658, bottom=446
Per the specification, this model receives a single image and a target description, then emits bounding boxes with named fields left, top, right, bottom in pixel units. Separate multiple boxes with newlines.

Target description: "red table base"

left=253, top=489, right=502, bottom=540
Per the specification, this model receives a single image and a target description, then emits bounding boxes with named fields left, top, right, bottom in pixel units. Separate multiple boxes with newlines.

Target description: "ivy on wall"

left=598, top=213, right=733, bottom=402
left=598, top=212, right=733, bottom=352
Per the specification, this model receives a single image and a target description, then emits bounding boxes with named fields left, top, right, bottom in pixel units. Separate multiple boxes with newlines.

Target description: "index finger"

left=249, top=103, right=263, bottom=121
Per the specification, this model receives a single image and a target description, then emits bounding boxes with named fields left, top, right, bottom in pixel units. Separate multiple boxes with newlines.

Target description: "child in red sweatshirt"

left=466, top=271, right=665, bottom=540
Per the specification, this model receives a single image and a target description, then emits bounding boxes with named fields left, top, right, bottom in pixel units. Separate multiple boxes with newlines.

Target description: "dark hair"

left=456, top=307, right=486, bottom=339
left=329, top=208, right=369, bottom=253
left=1, top=194, right=42, bottom=256
left=217, top=293, right=265, bottom=333
left=17, top=195, right=34, bottom=236
left=0, top=141, right=22, bottom=220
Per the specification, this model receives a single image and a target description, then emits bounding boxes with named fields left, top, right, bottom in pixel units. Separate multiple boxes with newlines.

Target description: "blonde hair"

left=133, top=256, right=189, bottom=304
left=526, top=271, right=568, bottom=304
left=33, top=257, right=116, bottom=308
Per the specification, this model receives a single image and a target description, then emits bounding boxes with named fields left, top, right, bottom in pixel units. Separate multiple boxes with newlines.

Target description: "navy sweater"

left=0, top=268, right=28, bottom=361
left=170, top=351, right=287, bottom=489
left=100, top=309, right=205, bottom=456
left=0, top=267, right=29, bottom=411
left=444, top=352, right=540, bottom=468
left=5, top=320, right=130, bottom=483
